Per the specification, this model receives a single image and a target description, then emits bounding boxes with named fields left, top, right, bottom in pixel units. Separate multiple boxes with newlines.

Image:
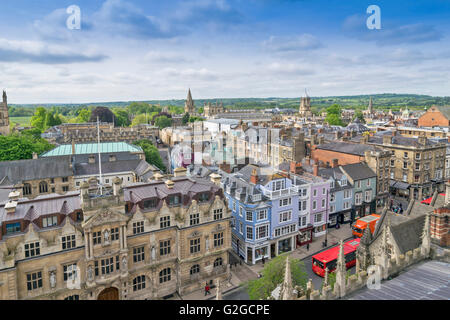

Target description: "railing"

left=262, top=187, right=297, bottom=200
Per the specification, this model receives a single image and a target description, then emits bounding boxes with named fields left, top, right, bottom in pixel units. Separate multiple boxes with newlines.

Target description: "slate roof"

left=0, top=192, right=81, bottom=225
left=316, top=142, right=378, bottom=156
left=238, top=164, right=285, bottom=186
left=0, top=156, right=73, bottom=183
left=74, top=159, right=144, bottom=176
left=340, top=162, right=376, bottom=181
left=124, top=177, right=221, bottom=205
left=435, top=106, right=450, bottom=119
left=390, top=214, right=426, bottom=254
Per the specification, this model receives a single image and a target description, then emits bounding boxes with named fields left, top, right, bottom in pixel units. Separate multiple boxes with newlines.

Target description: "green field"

left=10, top=116, right=32, bottom=126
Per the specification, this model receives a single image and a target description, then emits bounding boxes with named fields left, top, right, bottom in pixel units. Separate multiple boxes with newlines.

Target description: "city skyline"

left=1, top=0, right=450, bottom=103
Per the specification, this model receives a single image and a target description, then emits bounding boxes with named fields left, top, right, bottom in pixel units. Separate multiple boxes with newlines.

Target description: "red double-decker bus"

left=312, top=238, right=360, bottom=277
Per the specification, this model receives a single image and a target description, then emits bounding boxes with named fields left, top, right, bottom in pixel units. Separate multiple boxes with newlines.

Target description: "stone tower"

left=184, top=88, right=195, bottom=114
left=298, top=90, right=313, bottom=118
left=367, top=97, right=373, bottom=114
left=0, top=90, right=10, bottom=136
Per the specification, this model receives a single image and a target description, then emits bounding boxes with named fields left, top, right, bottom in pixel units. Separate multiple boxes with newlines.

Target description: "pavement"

left=178, top=225, right=354, bottom=300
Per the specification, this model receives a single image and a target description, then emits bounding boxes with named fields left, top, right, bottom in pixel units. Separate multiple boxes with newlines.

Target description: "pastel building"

left=318, top=167, right=353, bottom=227
left=222, top=164, right=299, bottom=264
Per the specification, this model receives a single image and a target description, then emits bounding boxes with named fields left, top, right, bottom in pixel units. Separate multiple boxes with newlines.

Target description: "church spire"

left=2, top=90, right=6, bottom=104
left=279, top=256, right=294, bottom=300
left=185, top=88, right=195, bottom=114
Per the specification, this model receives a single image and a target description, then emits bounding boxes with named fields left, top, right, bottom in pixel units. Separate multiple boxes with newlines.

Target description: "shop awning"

left=390, top=180, right=410, bottom=190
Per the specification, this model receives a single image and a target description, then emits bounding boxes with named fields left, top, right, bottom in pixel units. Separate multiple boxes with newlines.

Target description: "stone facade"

left=43, top=123, right=159, bottom=145
left=0, top=174, right=231, bottom=300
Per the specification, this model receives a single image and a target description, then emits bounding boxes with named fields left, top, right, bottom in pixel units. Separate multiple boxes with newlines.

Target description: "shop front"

left=297, top=225, right=313, bottom=246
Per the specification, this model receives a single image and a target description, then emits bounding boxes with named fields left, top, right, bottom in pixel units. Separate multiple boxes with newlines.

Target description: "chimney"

left=250, top=168, right=258, bottom=184
left=174, top=167, right=187, bottom=177
left=391, top=129, right=397, bottom=137
left=418, top=136, right=427, bottom=146
left=290, top=161, right=302, bottom=174
left=32, top=152, right=38, bottom=160
left=113, top=177, right=122, bottom=196
left=383, top=135, right=392, bottom=145
left=305, top=156, right=311, bottom=166
left=334, top=131, right=341, bottom=140
left=332, top=159, right=339, bottom=168
left=313, top=163, right=319, bottom=176
left=72, top=141, right=76, bottom=155
left=318, top=136, right=325, bottom=145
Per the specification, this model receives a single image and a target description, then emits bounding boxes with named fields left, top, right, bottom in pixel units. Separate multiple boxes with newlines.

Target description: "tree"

left=113, top=109, right=131, bottom=127
left=134, top=140, right=166, bottom=172
left=131, top=114, right=149, bottom=127
left=246, top=254, right=308, bottom=300
left=30, top=107, right=47, bottom=132
left=198, top=106, right=204, bottom=114
left=326, top=104, right=342, bottom=115
left=76, top=108, right=92, bottom=123
left=0, top=131, right=54, bottom=161
left=154, top=116, right=172, bottom=129
left=182, top=113, right=190, bottom=125
left=353, top=110, right=366, bottom=124
left=188, top=116, right=204, bottom=123
left=325, top=113, right=344, bottom=126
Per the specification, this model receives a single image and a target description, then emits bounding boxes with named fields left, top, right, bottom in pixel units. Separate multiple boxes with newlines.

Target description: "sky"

left=1, top=0, right=450, bottom=103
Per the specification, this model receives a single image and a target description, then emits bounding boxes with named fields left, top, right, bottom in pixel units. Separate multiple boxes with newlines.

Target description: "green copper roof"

left=41, top=142, right=143, bottom=157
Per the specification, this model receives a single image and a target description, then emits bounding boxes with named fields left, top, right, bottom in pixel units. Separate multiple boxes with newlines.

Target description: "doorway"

left=97, top=287, right=119, bottom=300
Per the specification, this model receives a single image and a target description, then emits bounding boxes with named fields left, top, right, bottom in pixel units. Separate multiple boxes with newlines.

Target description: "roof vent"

left=165, top=180, right=175, bottom=189
left=5, top=200, right=17, bottom=214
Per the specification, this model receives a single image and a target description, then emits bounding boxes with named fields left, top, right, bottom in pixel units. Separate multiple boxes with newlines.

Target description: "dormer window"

left=198, top=192, right=210, bottom=202
left=168, top=195, right=180, bottom=206
left=6, top=222, right=21, bottom=235
left=42, top=215, right=58, bottom=228
left=341, top=179, right=347, bottom=186
left=143, top=199, right=158, bottom=209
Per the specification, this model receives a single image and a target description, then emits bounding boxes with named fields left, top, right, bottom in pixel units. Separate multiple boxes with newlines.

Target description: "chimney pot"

left=313, top=164, right=319, bottom=176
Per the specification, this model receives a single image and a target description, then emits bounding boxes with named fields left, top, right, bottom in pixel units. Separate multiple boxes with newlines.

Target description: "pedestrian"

left=262, top=256, right=265, bottom=265
left=205, top=282, right=211, bottom=296
left=306, top=243, right=310, bottom=251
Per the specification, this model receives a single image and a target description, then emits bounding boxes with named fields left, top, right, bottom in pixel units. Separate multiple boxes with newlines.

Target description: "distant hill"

left=9, top=93, right=450, bottom=113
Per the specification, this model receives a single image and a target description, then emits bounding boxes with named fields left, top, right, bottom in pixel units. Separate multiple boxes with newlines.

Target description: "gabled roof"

left=340, top=162, right=376, bottom=181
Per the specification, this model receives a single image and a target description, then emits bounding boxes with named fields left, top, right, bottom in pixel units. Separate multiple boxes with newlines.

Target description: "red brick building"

left=418, top=106, right=450, bottom=128
left=430, top=181, right=450, bottom=247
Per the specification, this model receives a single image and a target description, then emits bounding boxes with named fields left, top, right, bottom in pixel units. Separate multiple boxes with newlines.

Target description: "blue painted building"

left=221, top=164, right=299, bottom=264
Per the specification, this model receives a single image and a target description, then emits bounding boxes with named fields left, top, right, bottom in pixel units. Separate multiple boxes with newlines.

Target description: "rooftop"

left=41, top=142, right=143, bottom=157
left=348, top=260, right=450, bottom=300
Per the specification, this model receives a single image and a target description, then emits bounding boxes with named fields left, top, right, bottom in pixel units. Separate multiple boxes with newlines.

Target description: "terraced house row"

left=222, top=160, right=376, bottom=265
left=0, top=169, right=231, bottom=300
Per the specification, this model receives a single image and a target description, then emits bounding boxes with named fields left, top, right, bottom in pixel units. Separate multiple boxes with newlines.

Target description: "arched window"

left=39, top=181, right=48, bottom=193
left=190, top=264, right=200, bottom=275
left=159, top=268, right=171, bottom=283
left=214, top=257, right=223, bottom=268
left=133, top=275, right=146, bottom=291
left=23, top=183, right=32, bottom=196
